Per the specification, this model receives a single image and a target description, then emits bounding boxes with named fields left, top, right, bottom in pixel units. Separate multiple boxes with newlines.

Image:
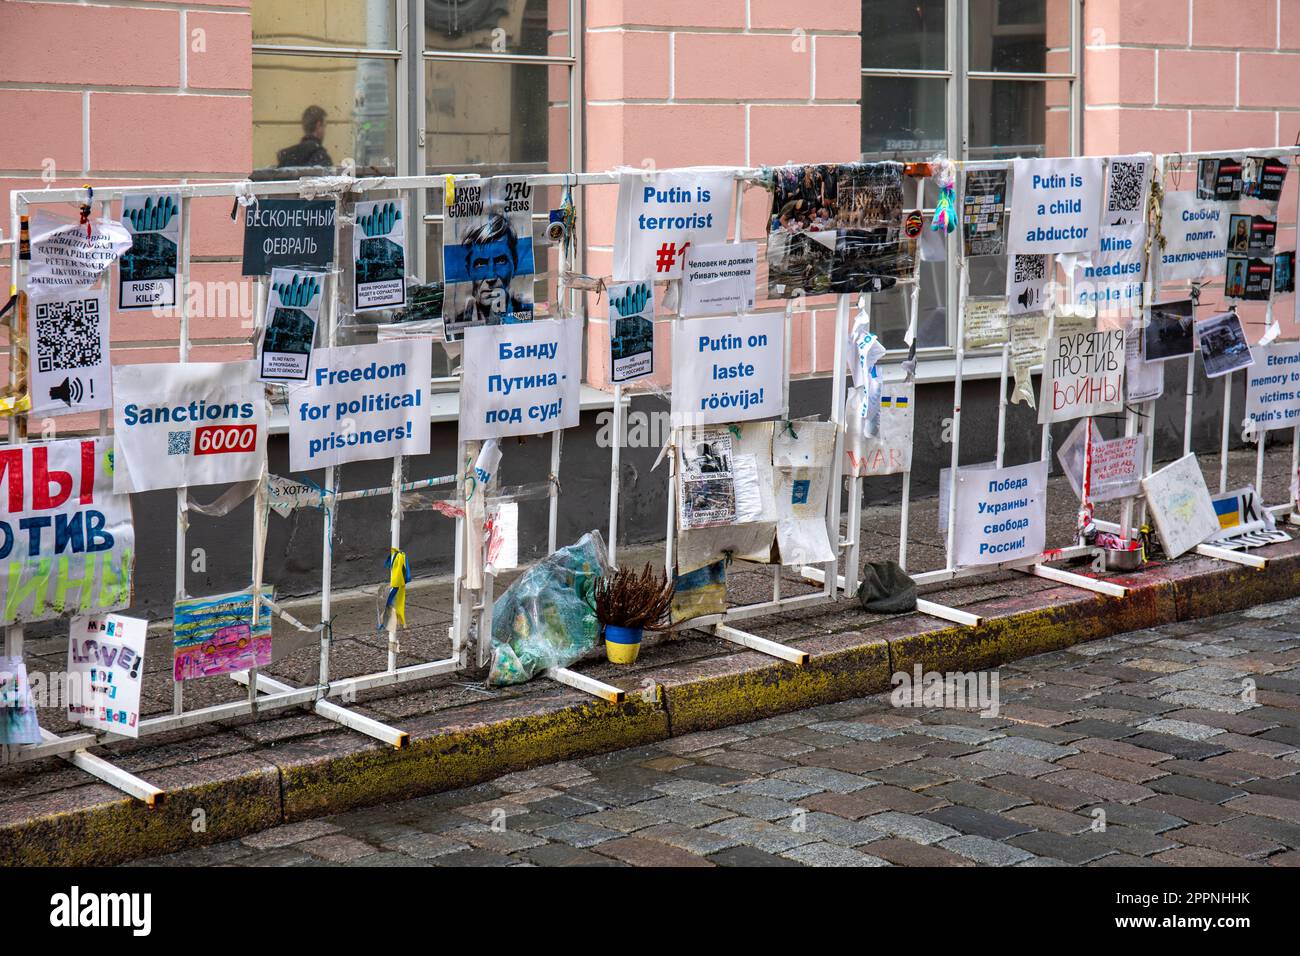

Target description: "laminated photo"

left=1142, top=298, right=1195, bottom=363
left=119, top=192, right=179, bottom=310
left=1242, top=155, right=1288, bottom=203
left=961, top=166, right=1008, bottom=258
left=1274, top=251, right=1295, bottom=294
left=1225, top=256, right=1272, bottom=301
left=1227, top=214, right=1275, bottom=256
left=442, top=177, right=535, bottom=340
left=608, top=280, right=654, bottom=384
left=0, top=657, right=41, bottom=744
left=28, top=285, right=113, bottom=417
left=1197, top=157, right=1243, bottom=201
left=1197, top=310, right=1254, bottom=379
left=261, top=268, right=323, bottom=382
left=353, top=199, right=407, bottom=312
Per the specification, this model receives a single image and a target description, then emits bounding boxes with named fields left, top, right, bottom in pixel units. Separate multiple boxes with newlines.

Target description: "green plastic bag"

left=487, top=531, right=609, bottom=686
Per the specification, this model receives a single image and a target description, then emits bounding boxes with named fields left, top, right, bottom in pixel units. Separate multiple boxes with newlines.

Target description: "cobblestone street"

left=135, top=598, right=1300, bottom=868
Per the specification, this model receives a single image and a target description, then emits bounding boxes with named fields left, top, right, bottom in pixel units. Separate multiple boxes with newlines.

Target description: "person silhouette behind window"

left=277, top=105, right=334, bottom=169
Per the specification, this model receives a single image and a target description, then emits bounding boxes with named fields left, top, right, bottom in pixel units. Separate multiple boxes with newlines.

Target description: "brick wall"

left=0, top=0, right=254, bottom=396
left=582, top=0, right=862, bottom=387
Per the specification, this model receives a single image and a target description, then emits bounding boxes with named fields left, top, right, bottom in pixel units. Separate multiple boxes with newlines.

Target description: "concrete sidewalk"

left=2, top=444, right=1298, bottom=865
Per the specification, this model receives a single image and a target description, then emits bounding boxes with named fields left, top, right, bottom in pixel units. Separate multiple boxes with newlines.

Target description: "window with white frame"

left=860, top=0, right=1079, bottom=352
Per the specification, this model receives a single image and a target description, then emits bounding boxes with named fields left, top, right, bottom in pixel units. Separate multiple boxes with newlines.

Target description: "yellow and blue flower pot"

left=604, top=624, right=643, bottom=664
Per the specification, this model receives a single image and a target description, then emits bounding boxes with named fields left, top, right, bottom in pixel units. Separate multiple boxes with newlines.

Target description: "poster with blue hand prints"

left=353, top=198, right=407, bottom=312
left=119, top=192, right=179, bottom=310
left=261, top=268, right=324, bottom=382
left=608, top=280, right=654, bottom=383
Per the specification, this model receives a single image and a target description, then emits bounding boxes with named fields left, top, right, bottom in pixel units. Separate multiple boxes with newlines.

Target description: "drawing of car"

left=204, top=623, right=251, bottom=655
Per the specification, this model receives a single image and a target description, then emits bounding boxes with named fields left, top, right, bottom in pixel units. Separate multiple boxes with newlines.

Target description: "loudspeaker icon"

left=49, top=376, right=84, bottom=406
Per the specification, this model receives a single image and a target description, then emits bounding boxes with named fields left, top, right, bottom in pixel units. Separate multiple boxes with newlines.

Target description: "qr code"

left=1013, top=255, right=1047, bottom=283
left=1107, top=160, right=1146, bottom=212
left=34, top=297, right=102, bottom=373
left=167, top=430, right=191, bottom=456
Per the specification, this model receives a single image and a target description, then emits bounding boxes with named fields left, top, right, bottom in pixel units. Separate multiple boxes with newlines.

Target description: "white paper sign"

left=1245, top=342, right=1300, bottom=431
left=114, top=361, right=266, bottom=493
left=289, top=340, right=433, bottom=470
left=614, top=170, right=734, bottom=280
left=1159, top=191, right=1230, bottom=281
left=353, top=198, right=407, bottom=312
left=67, top=613, right=146, bottom=738
left=845, top=382, right=913, bottom=476
left=671, top=313, right=785, bottom=426
left=681, top=242, right=758, bottom=317
left=1008, top=157, right=1105, bottom=255
left=1142, top=453, right=1220, bottom=559
left=1038, top=327, right=1126, bottom=424
left=459, top=319, right=581, bottom=441
left=1007, top=254, right=1051, bottom=317
left=952, top=460, right=1048, bottom=567
left=1057, top=419, right=1144, bottom=503
left=1071, top=154, right=1151, bottom=322
left=28, top=209, right=131, bottom=300
left=28, top=286, right=113, bottom=417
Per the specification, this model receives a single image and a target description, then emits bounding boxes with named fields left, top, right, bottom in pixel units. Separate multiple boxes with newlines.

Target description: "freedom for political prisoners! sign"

left=113, top=361, right=268, bottom=494
left=952, top=460, right=1048, bottom=568
left=1038, top=328, right=1125, bottom=424
left=671, top=312, right=785, bottom=426
left=1245, top=342, right=1300, bottom=431
left=1159, top=191, right=1229, bottom=281
left=614, top=170, right=734, bottom=281
left=1007, top=157, right=1105, bottom=255
left=459, top=318, right=582, bottom=441
left=241, top=199, right=337, bottom=276
left=0, top=436, right=134, bottom=626
left=288, top=340, right=433, bottom=471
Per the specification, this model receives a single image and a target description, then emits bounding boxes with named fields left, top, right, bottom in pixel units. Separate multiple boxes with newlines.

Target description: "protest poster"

left=1125, top=315, right=1164, bottom=403
left=1143, top=299, right=1195, bottom=363
left=615, top=169, right=733, bottom=282
left=27, top=209, right=131, bottom=301
left=66, top=613, right=147, bottom=737
left=260, top=268, right=323, bottom=382
left=1057, top=419, right=1144, bottom=503
left=353, top=198, right=407, bottom=312
left=1142, top=453, right=1219, bottom=559
left=681, top=242, right=758, bottom=317
left=119, top=192, right=179, bottom=310
left=846, top=382, right=913, bottom=477
left=28, top=286, right=113, bottom=417
left=1007, top=157, right=1105, bottom=255
left=766, top=163, right=909, bottom=297
left=964, top=297, right=1010, bottom=349
left=1209, top=486, right=1290, bottom=549
left=1225, top=256, right=1272, bottom=301
left=961, top=166, right=1008, bottom=257
left=173, top=586, right=274, bottom=681
left=1227, top=214, right=1276, bottom=257
left=0, top=436, right=134, bottom=626
left=1007, top=254, right=1051, bottom=317
left=113, top=360, right=267, bottom=493
left=951, top=460, right=1048, bottom=568
left=1242, top=155, right=1288, bottom=203
left=679, top=429, right=737, bottom=529
left=459, top=318, right=581, bottom=441
left=675, top=422, right=777, bottom=571
left=1197, top=311, right=1254, bottom=378
left=608, top=281, right=655, bottom=384
left=1159, top=191, right=1229, bottom=281
left=1244, top=342, right=1300, bottom=431
left=1010, top=313, right=1047, bottom=407
left=1197, top=157, right=1243, bottom=201
left=0, top=658, right=41, bottom=744
left=671, top=312, right=785, bottom=426
left=1072, top=154, right=1151, bottom=322
left=772, top=420, right=836, bottom=567
left=241, top=199, right=335, bottom=275
left=442, top=177, right=535, bottom=339
left=1275, top=251, right=1295, bottom=294
left=288, top=339, right=432, bottom=470
left=1038, top=327, right=1125, bottom=424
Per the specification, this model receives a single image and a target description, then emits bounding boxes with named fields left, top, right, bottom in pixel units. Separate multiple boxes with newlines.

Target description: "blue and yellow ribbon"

left=382, top=548, right=410, bottom=629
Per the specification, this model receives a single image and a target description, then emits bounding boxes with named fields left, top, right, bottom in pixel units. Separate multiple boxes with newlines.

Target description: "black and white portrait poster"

left=442, top=177, right=535, bottom=340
